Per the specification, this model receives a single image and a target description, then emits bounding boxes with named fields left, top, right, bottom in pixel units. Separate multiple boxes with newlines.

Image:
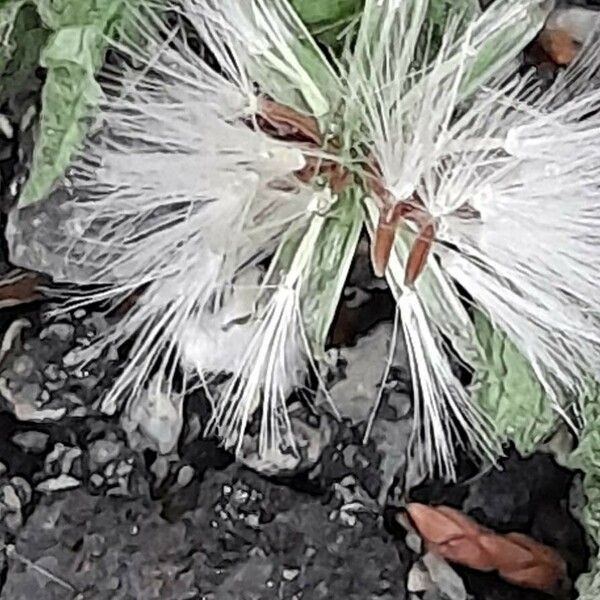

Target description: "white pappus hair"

left=8, top=0, right=329, bottom=448
left=355, top=0, right=600, bottom=476
left=438, top=67, right=600, bottom=408
left=11, top=0, right=600, bottom=480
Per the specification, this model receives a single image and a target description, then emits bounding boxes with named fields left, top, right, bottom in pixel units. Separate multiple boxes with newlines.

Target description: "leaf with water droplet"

left=18, top=0, right=136, bottom=206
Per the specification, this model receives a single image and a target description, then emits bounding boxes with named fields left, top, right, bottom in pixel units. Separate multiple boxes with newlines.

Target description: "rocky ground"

left=0, top=1, right=596, bottom=598
left=0, top=262, right=588, bottom=600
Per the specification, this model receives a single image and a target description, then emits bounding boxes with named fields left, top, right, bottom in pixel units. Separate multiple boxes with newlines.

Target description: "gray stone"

left=88, top=440, right=122, bottom=467
left=15, top=382, right=42, bottom=405
left=407, top=561, right=433, bottom=593
left=11, top=431, right=49, bottom=453
left=3, top=486, right=21, bottom=511
left=40, top=323, right=74, bottom=343
left=90, top=474, right=104, bottom=487
left=176, top=465, right=195, bottom=488
left=423, top=553, right=467, bottom=600
left=11, top=356, right=35, bottom=378
left=36, top=475, right=81, bottom=493
left=282, top=567, right=300, bottom=581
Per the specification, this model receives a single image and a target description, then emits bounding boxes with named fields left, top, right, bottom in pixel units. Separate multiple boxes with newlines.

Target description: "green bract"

left=301, top=187, right=363, bottom=358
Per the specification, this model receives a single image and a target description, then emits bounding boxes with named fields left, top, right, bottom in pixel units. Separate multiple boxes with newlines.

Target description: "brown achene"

left=256, top=97, right=436, bottom=285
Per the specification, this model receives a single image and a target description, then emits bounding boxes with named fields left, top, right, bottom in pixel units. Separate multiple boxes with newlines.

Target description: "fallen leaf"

left=538, top=29, right=579, bottom=65
left=404, top=502, right=568, bottom=593
left=0, top=270, right=47, bottom=308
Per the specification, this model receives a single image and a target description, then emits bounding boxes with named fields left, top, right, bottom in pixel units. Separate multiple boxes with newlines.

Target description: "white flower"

left=10, top=0, right=600, bottom=481
left=356, top=0, right=600, bottom=476
left=207, top=210, right=330, bottom=458
left=8, top=0, right=327, bottom=424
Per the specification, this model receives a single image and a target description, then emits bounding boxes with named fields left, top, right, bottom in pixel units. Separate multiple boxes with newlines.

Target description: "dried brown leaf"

left=538, top=29, right=579, bottom=65
left=405, top=502, right=568, bottom=593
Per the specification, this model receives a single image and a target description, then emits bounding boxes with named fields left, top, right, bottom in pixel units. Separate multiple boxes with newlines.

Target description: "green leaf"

left=18, top=25, right=103, bottom=206
left=290, top=0, right=364, bottom=52
left=18, top=0, right=137, bottom=206
left=460, top=1, right=551, bottom=98
left=35, top=0, right=126, bottom=30
left=301, top=188, right=363, bottom=357
left=290, top=0, right=363, bottom=27
left=424, top=0, right=479, bottom=57
left=568, top=384, right=600, bottom=599
left=471, top=311, right=556, bottom=454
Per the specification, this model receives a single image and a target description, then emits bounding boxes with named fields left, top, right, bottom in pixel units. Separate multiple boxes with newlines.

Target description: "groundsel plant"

left=8, top=0, right=600, bottom=478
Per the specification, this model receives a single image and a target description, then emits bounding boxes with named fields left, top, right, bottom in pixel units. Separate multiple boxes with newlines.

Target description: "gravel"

left=2, top=467, right=407, bottom=600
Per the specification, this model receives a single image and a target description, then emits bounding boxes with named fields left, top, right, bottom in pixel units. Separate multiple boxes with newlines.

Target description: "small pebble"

left=423, top=553, right=467, bottom=600
left=45, top=443, right=66, bottom=463
left=177, top=465, right=195, bottom=488
left=44, top=379, right=65, bottom=392
left=11, top=431, right=49, bottom=453
left=0, top=115, right=13, bottom=139
left=90, top=474, right=104, bottom=487
left=59, top=447, right=83, bottom=476
left=88, top=440, right=122, bottom=466
left=85, top=533, right=107, bottom=558
left=245, top=514, right=260, bottom=528
left=406, top=531, right=423, bottom=554
left=407, top=561, right=432, bottom=593
left=282, top=568, right=300, bottom=582
left=43, top=364, right=61, bottom=381
left=20, top=105, right=37, bottom=131
left=150, top=457, right=169, bottom=483
left=40, top=323, right=74, bottom=342
left=11, top=356, right=34, bottom=378
left=339, top=510, right=357, bottom=527
left=36, top=474, right=81, bottom=493
left=10, top=477, right=32, bottom=504
left=4, top=511, right=22, bottom=531
left=16, top=382, right=42, bottom=405
left=3, top=485, right=21, bottom=511
left=115, top=462, right=132, bottom=477
left=106, top=576, right=120, bottom=590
